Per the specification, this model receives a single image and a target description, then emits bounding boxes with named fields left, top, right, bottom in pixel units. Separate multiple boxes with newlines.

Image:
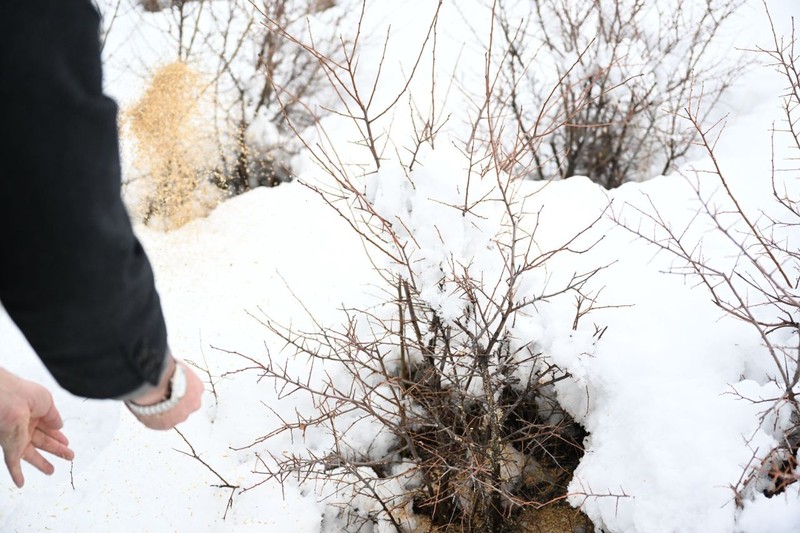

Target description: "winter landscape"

left=2, top=0, right=800, bottom=531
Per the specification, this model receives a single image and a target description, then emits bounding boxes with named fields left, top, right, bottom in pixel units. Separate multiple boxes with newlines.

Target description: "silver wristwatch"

left=125, top=364, right=188, bottom=417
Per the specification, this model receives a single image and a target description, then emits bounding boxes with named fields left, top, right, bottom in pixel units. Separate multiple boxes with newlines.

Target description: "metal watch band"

left=125, top=364, right=188, bottom=417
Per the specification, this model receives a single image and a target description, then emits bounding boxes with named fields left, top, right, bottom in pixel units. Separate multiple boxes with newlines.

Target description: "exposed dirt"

left=513, top=503, right=595, bottom=533
left=416, top=502, right=594, bottom=533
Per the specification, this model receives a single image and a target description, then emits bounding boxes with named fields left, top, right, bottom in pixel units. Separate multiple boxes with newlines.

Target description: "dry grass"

left=125, top=61, right=220, bottom=229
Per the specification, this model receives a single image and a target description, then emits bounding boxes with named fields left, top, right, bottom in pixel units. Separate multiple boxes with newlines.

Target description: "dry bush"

left=495, top=0, right=745, bottom=188
left=614, top=5, right=800, bottom=505
left=125, top=61, right=221, bottom=228
left=164, top=0, right=341, bottom=194
left=221, top=2, right=616, bottom=531
left=99, top=0, right=341, bottom=207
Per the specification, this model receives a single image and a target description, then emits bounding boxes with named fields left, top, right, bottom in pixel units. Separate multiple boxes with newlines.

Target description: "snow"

left=2, top=0, right=800, bottom=532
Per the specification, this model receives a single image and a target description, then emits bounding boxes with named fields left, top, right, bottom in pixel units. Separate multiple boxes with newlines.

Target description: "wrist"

left=125, top=362, right=188, bottom=417
left=130, top=357, right=176, bottom=406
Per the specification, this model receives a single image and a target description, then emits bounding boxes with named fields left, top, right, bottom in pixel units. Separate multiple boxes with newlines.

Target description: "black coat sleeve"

left=0, top=0, right=168, bottom=399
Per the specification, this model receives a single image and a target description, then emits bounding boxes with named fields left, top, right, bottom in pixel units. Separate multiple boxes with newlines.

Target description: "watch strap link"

left=125, top=364, right=188, bottom=417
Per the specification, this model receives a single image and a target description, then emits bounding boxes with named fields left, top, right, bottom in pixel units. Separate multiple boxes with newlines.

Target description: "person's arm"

left=0, top=0, right=190, bottom=401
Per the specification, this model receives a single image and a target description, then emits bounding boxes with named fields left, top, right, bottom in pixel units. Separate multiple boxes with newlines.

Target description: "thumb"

left=38, top=404, right=64, bottom=432
left=26, top=386, right=62, bottom=431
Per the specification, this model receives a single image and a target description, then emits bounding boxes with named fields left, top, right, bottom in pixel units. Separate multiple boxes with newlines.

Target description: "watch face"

left=172, top=364, right=188, bottom=399
left=126, top=365, right=187, bottom=417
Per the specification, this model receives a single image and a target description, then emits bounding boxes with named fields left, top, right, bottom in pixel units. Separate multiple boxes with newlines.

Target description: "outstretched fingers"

left=32, top=427, right=74, bottom=461
left=21, top=446, right=54, bottom=477
left=0, top=371, right=73, bottom=487
left=1, top=422, right=28, bottom=488
left=3, top=428, right=73, bottom=488
left=4, top=452, right=24, bottom=488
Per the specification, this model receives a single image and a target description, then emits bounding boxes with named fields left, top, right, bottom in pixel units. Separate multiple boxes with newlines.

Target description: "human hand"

left=0, top=368, right=75, bottom=488
left=126, top=359, right=203, bottom=431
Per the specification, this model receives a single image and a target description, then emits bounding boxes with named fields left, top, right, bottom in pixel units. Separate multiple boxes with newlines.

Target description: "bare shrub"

left=169, top=0, right=341, bottom=194
left=221, top=2, right=614, bottom=531
left=614, top=5, right=800, bottom=505
left=98, top=0, right=341, bottom=210
left=495, top=0, right=745, bottom=188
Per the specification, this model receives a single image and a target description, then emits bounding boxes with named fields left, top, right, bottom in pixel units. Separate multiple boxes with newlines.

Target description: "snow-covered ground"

left=2, top=1, right=800, bottom=532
